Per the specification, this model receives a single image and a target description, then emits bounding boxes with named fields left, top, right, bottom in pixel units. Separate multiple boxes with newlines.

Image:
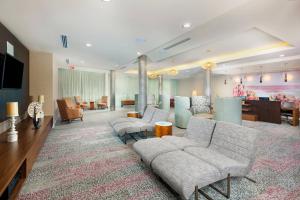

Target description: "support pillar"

left=158, top=75, right=163, bottom=96
left=138, top=55, right=147, bottom=115
left=110, top=70, right=116, bottom=111
left=204, top=67, right=212, bottom=104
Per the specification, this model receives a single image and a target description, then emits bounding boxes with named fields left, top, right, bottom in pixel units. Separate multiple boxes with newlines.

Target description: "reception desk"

left=243, top=100, right=281, bottom=124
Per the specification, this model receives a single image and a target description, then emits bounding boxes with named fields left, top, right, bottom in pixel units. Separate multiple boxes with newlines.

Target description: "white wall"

left=29, top=51, right=54, bottom=115
left=177, top=73, right=205, bottom=96
left=212, top=74, right=234, bottom=103
left=177, top=73, right=235, bottom=105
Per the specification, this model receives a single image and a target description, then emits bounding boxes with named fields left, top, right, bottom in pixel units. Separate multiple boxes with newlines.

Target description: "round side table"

left=155, top=121, right=172, bottom=137
left=127, top=111, right=139, bottom=118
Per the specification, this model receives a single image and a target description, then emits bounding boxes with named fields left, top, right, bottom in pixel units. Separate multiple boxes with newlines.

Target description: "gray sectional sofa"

left=133, top=117, right=259, bottom=200
left=110, top=106, right=169, bottom=143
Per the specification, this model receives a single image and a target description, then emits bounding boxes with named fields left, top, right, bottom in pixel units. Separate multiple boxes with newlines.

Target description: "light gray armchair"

left=133, top=117, right=259, bottom=200
left=112, top=107, right=169, bottom=143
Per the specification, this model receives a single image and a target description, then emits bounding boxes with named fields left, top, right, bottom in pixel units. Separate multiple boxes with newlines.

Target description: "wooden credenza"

left=0, top=116, right=53, bottom=200
left=245, top=100, right=281, bottom=124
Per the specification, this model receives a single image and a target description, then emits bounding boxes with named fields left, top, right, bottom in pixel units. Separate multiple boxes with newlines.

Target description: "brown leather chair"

left=57, top=98, right=83, bottom=122
left=74, top=96, right=88, bottom=109
left=98, top=96, right=108, bottom=109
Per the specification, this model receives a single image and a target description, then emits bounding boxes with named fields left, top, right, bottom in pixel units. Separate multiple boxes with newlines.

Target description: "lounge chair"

left=109, top=106, right=156, bottom=126
left=111, top=107, right=169, bottom=143
left=133, top=117, right=259, bottom=199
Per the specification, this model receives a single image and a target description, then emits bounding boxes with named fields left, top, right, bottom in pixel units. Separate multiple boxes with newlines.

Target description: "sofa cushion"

left=161, top=136, right=200, bottom=149
left=184, top=147, right=248, bottom=178
left=184, top=116, right=216, bottom=147
left=150, top=108, right=169, bottom=125
left=133, top=138, right=178, bottom=167
left=133, top=121, right=154, bottom=132
left=191, top=96, right=210, bottom=107
left=190, top=105, right=210, bottom=114
left=142, top=106, right=156, bottom=122
left=113, top=122, right=141, bottom=136
left=152, top=150, right=221, bottom=200
left=110, top=117, right=147, bottom=127
left=211, top=121, right=259, bottom=174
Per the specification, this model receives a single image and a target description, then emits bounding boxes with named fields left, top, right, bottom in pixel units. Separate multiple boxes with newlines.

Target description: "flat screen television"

left=0, top=53, right=24, bottom=89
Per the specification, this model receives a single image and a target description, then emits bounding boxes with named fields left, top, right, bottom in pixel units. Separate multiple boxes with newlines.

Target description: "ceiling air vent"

left=163, top=38, right=191, bottom=50
left=61, top=35, right=68, bottom=48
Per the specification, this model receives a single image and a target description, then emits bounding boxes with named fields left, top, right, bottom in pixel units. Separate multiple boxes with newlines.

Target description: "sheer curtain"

left=58, top=68, right=106, bottom=102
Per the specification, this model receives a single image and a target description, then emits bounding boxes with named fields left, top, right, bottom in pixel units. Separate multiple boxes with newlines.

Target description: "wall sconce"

left=247, top=76, right=253, bottom=82
left=264, top=74, right=271, bottom=81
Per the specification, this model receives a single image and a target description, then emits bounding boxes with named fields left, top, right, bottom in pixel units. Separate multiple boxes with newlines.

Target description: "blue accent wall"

left=0, top=22, right=29, bottom=122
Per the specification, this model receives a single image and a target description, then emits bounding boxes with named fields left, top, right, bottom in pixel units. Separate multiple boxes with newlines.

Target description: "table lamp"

left=38, top=95, right=45, bottom=118
left=6, top=102, right=19, bottom=142
left=192, top=90, right=198, bottom=96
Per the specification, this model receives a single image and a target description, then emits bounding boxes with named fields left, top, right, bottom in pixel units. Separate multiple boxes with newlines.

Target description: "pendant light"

left=239, top=69, right=243, bottom=84
left=284, top=63, right=288, bottom=82
left=259, top=66, right=263, bottom=83
left=224, top=70, right=228, bottom=85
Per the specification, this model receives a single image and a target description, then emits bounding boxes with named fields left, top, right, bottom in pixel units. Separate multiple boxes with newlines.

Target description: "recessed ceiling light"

left=280, top=54, right=285, bottom=57
left=137, top=52, right=142, bottom=56
left=102, top=0, right=111, bottom=2
left=182, top=23, right=192, bottom=29
left=86, top=43, right=92, bottom=47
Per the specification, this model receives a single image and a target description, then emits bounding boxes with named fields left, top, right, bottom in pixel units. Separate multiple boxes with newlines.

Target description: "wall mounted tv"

left=0, top=53, right=24, bottom=89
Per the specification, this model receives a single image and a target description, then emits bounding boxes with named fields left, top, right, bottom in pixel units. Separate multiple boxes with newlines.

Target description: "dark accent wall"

left=0, top=22, right=29, bottom=122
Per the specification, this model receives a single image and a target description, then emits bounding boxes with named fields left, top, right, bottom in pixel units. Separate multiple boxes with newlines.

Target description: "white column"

left=138, top=55, right=147, bottom=114
left=110, top=70, right=116, bottom=111
left=158, top=75, right=163, bottom=95
left=204, top=67, right=212, bottom=104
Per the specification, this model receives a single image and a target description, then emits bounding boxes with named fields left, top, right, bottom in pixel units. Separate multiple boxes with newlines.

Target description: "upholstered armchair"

left=98, top=96, right=108, bottom=109
left=190, top=96, right=211, bottom=115
left=174, top=96, right=192, bottom=129
left=215, top=97, right=242, bottom=125
left=74, top=96, right=88, bottom=109
left=57, top=99, right=83, bottom=122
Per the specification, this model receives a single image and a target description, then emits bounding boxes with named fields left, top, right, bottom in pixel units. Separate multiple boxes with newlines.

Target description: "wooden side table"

left=90, top=101, right=95, bottom=110
left=155, top=121, right=172, bottom=137
left=127, top=111, right=139, bottom=118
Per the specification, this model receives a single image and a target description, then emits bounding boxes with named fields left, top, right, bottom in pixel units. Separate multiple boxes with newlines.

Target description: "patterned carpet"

left=18, top=110, right=300, bottom=200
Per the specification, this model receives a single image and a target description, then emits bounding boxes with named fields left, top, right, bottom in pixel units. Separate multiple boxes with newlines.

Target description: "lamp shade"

left=6, top=102, right=19, bottom=117
left=38, top=95, right=45, bottom=103
left=192, top=90, right=197, bottom=96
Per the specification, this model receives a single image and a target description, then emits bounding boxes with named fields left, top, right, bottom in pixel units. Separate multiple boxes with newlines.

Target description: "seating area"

left=0, top=1, right=300, bottom=200
left=133, top=117, right=259, bottom=199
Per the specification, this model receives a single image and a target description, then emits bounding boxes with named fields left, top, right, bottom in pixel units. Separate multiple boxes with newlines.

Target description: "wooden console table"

left=121, top=100, right=135, bottom=107
left=0, top=116, right=53, bottom=200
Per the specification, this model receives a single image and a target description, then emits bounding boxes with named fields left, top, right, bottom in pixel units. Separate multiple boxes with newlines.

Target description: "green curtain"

left=58, top=68, right=106, bottom=102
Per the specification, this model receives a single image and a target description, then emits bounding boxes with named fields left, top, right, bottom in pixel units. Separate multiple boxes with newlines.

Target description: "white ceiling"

left=0, top=0, right=300, bottom=75
left=0, top=0, right=249, bottom=69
